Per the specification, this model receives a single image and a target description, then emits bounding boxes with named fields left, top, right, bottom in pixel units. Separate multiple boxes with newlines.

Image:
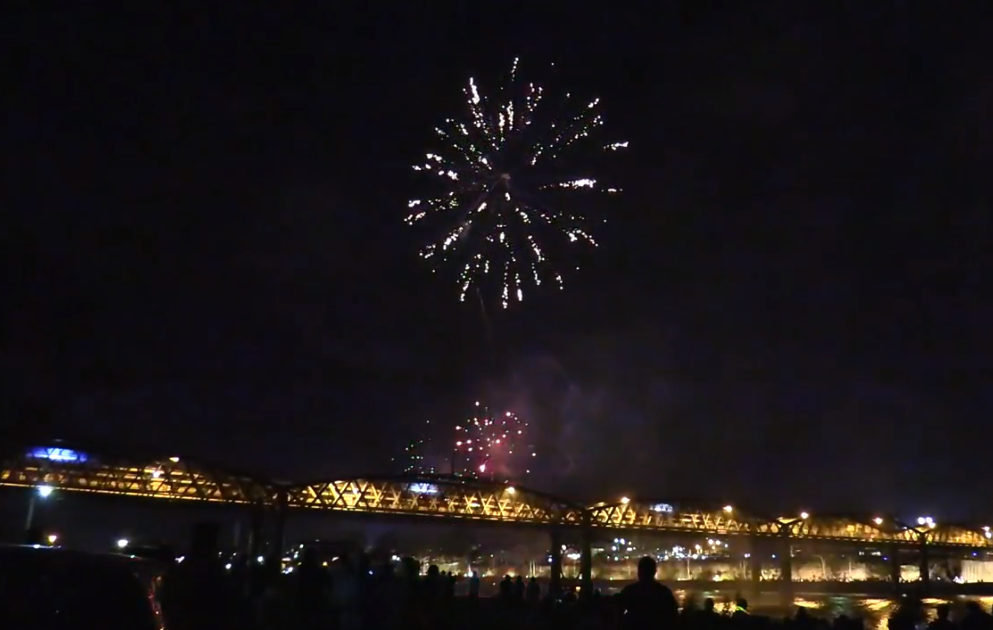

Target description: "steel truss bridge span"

left=3, top=444, right=992, bottom=549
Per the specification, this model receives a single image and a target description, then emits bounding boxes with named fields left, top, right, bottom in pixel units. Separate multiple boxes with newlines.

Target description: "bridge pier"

left=889, top=545, right=901, bottom=592
left=268, top=489, right=288, bottom=567
left=579, top=514, right=593, bottom=599
left=248, top=504, right=265, bottom=561
left=918, top=539, right=930, bottom=594
left=748, top=538, right=763, bottom=600
left=779, top=525, right=793, bottom=608
left=549, top=527, right=563, bottom=600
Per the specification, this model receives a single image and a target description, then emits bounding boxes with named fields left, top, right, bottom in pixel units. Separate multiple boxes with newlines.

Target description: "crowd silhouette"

left=156, top=551, right=993, bottom=630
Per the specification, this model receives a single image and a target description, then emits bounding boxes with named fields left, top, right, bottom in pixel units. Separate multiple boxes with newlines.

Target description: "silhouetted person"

left=930, top=604, right=955, bottom=630
left=526, top=576, right=540, bottom=604
left=295, top=547, right=329, bottom=617
left=423, top=564, right=442, bottom=602
left=367, top=561, right=400, bottom=630
left=421, top=564, right=446, bottom=626
left=514, top=575, right=525, bottom=601
left=499, top=575, right=513, bottom=601
left=163, top=524, right=233, bottom=630
left=468, top=571, right=480, bottom=599
left=696, top=597, right=720, bottom=630
left=732, top=597, right=750, bottom=620
left=616, top=556, right=678, bottom=629
left=961, top=601, right=992, bottom=630
left=332, top=555, right=363, bottom=630
left=446, top=571, right=456, bottom=598
left=890, top=595, right=925, bottom=630
left=795, top=605, right=815, bottom=630
left=394, top=557, right=422, bottom=624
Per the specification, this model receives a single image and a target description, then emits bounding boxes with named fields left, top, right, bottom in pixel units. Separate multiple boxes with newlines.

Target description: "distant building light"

left=28, top=447, right=88, bottom=463
left=409, top=483, right=439, bottom=495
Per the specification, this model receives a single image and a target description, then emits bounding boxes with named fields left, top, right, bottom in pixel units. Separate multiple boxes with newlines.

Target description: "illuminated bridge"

left=3, top=442, right=992, bottom=597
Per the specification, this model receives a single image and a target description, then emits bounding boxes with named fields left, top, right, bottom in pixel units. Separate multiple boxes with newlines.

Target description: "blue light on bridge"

left=651, top=503, right=674, bottom=513
left=27, top=447, right=89, bottom=463
left=409, top=483, right=439, bottom=495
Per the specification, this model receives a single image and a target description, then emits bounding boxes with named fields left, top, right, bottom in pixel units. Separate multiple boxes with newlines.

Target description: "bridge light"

left=168, top=457, right=179, bottom=463
left=723, top=505, right=733, bottom=513
left=917, top=517, right=926, bottom=525
left=37, top=485, right=54, bottom=498
left=620, top=497, right=630, bottom=505
left=506, top=486, right=516, bottom=495
left=874, top=517, right=883, bottom=525
left=800, top=512, right=809, bottom=520
left=117, top=538, right=129, bottom=549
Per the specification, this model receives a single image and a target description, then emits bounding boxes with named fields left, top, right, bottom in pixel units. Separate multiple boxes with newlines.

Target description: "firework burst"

left=453, top=401, right=535, bottom=480
left=407, top=58, right=627, bottom=308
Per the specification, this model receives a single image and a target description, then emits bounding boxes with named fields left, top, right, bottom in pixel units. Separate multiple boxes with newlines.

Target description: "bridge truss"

left=0, top=444, right=270, bottom=505
left=2, top=442, right=992, bottom=549
left=587, top=500, right=778, bottom=537
left=282, top=476, right=581, bottom=526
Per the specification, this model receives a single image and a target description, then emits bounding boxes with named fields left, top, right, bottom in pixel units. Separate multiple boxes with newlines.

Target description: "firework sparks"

left=395, top=419, right=440, bottom=475
left=407, top=58, right=626, bottom=308
left=452, top=401, right=535, bottom=480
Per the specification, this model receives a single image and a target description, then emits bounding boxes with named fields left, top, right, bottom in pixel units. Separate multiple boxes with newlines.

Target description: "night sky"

left=3, top=3, right=992, bottom=520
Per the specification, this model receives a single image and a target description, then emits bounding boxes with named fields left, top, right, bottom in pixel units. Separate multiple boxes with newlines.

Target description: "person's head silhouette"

left=637, top=556, right=657, bottom=582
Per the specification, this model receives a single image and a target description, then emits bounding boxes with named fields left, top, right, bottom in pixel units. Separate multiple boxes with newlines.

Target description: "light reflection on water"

left=669, top=592, right=993, bottom=630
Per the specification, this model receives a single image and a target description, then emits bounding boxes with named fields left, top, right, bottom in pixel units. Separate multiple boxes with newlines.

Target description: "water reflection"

left=669, top=592, right=993, bottom=630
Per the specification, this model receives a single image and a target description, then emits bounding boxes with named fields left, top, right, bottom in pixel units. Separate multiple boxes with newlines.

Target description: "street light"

left=117, top=538, right=129, bottom=549
left=25, top=485, right=55, bottom=533
left=620, top=497, right=630, bottom=505
left=800, top=512, right=809, bottom=520
left=47, top=534, right=58, bottom=545
left=723, top=505, right=733, bottom=513
left=873, top=517, right=883, bottom=525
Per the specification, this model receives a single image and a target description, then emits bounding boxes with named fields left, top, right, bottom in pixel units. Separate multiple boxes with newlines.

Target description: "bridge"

left=3, top=441, right=991, bottom=599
